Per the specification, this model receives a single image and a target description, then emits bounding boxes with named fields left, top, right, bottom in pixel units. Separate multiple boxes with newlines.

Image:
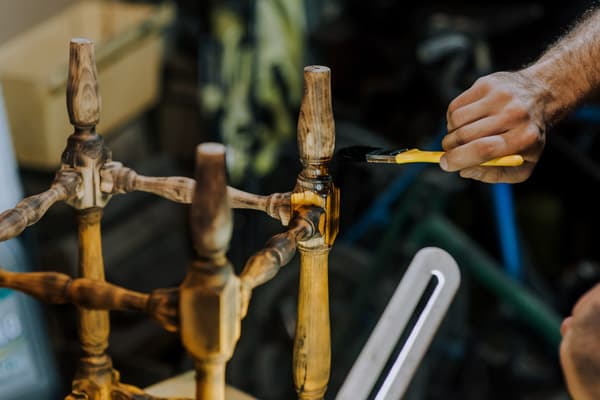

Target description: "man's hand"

left=560, top=283, right=600, bottom=399
left=440, top=70, right=552, bottom=183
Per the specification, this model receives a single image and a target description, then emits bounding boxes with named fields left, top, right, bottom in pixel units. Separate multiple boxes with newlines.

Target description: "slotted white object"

left=336, top=247, right=461, bottom=400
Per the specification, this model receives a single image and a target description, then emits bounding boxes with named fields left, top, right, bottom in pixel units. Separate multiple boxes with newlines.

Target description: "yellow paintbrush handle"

left=479, top=155, right=524, bottom=167
left=394, top=149, right=524, bottom=167
left=393, top=149, right=444, bottom=164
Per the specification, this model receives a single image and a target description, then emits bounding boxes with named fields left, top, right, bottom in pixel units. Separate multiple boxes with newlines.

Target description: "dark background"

left=13, top=1, right=600, bottom=399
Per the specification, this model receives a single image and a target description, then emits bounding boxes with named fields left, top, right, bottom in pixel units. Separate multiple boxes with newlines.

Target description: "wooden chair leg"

left=292, top=66, right=340, bottom=400
left=0, top=31, right=342, bottom=400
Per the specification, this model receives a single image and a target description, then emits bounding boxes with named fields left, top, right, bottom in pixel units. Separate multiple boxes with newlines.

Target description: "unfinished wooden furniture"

left=0, top=38, right=338, bottom=400
left=336, top=247, right=461, bottom=400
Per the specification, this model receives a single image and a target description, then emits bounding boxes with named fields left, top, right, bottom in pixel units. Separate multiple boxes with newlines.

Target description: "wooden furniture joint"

left=99, top=162, right=292, bottom=225
left=0, top=37, right=338, bottom=400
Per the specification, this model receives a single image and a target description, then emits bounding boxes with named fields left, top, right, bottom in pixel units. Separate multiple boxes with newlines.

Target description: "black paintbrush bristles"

left=334, top=146, right=383, bottom=162
left=334, top=146, right=408, bottom=162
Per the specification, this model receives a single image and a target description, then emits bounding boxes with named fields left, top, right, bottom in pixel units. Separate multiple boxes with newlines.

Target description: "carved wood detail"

left=0, top=170, right=80, bottom=242
left=0, top=268, right=178, bottom=332
left=0, top=34, right=339, bottom=400
left=292, top=66, right=339, bottom=400
left=102, top=162, right=292, bottom=225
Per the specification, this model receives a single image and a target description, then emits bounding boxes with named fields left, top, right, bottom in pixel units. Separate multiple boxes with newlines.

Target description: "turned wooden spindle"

left=292, top=65, right=340, bottom=400
left=63, top=38, right=116, bottom=400
left=67, top=38, right=101, bottom=128
left=71, top=208, right=114, bottom=400
left=63, top=38, right=111, bottom=211
left=180, top=143, right=240, bottom=400
left=239, top=206, right=323, bottom=318
left=0, top=39, right=100, bottom=245
left=227, top=186, right=292, bottom=225
left=102, top=162, right=292, bottom=225
left=297, top=66, right=335, bottom=168
left=0, top=268, right=179, bottom=332
left=0, top=170, right=80, bottom=242
left=0, top=36, right=343, bottom=400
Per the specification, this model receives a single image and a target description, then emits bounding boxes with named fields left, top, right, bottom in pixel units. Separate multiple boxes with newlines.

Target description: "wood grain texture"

left=103, top=162, right=292, bottom=224
left=103, top=162, right=194, bottom=204
left=71, top=354, right=115, bottom=400
left=297, top=66, right=335, bottom=170
left=1, top=42, right=342, bottom=400
left=62, top=36, right=140, bottom=400
left=67, top=38, right=101, bottom=127
left=70, top=363, right=172, bottom=400
left=292, top=65, right=338, bottom=400
left=75, top=208, right=110, bottom=360
left=62, top=39, right=111, bottom=211
left=0, top=269, right=178, bottom=332
left=75, top=207, right=113, bottom=399
left=0, top=35, right=184, bottom=399
left=180, top=143, right=240, bottom=400
left=293, top=248, right=331, bottom=400
left=227, top=186, right=292, bottom=225
left=239, top=207, right=322, bottom=318
left=0, top=170, right=80, bottom=242
left=189, top=143, right=232, bottom=260
left=61, top=129, right=112, bottom=210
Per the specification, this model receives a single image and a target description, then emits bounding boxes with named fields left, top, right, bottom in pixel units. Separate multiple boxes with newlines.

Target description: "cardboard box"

left=0, top=0, right=76, bottom=45
left=0, top=0, right=175, bottom=169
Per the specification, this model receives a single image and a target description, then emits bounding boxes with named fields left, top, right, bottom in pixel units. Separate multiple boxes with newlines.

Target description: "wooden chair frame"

left=0, top=39, right=338, bottom=400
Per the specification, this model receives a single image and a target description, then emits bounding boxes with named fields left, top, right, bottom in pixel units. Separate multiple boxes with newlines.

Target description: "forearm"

left=521, top=8, right=600, bottom=123
left=440, top=8, right=600, bottom=182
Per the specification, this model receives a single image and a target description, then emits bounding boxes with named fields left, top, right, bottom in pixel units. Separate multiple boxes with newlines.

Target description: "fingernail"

left=440, top=157, right=449, bottom=171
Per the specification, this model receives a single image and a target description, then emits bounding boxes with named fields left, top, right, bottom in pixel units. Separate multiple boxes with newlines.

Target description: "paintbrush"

left=335, top=146, right=524, bottom=167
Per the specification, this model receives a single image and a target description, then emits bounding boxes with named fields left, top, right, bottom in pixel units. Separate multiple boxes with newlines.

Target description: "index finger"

left=440, top=134, right=510, bottom=172
left=447, top=79, right=490, bottom=116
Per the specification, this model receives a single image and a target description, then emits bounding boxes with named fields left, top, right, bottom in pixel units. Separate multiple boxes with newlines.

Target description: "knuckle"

left=446, top=109, right=456, bottom=126
left=504, top=103, right=528, bottom=120
left=453, top=129, right=466, bottom=146
left=447, top=109, right=465, bottom=131
left=512, top=125, right=542, bottom=152
left=442, top=151, right=459, bottom=171
left=523, top=125, right=541, bottom=144
left=477, top=139, right=500, bottom=159
left=442, top=136, right=452, bottom=151
left=474, top=76, right=489, bottom=86
left=494, top=88, right=514, bottom=102
left=448, top=98, right=460, bottom=113
left=473, top=77, right=491, bottom=92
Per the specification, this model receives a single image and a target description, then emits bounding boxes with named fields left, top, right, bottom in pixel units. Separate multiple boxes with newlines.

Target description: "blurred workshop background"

left=0, top=0, right=599, bottom=399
